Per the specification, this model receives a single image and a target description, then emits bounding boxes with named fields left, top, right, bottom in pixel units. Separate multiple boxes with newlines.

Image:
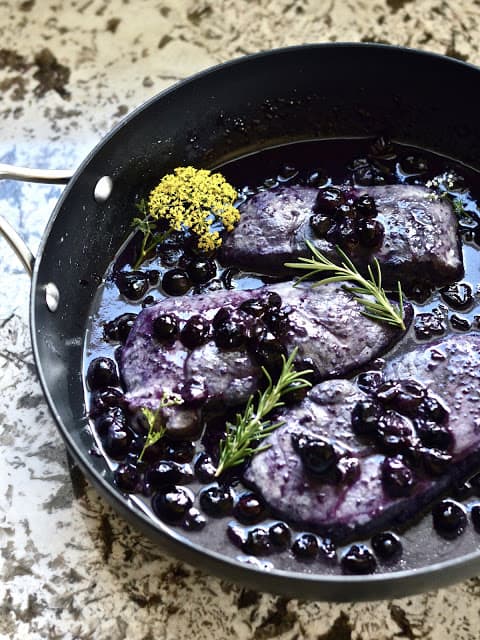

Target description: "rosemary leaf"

left=138, top=392, right=183, bottom=462
left=285, top=242, right=406, bottom=330
left=215, top=348, right=312, bottom=477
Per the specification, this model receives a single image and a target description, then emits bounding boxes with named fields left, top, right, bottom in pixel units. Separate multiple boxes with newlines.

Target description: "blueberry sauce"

left=84, top=138, right=480, bottom=576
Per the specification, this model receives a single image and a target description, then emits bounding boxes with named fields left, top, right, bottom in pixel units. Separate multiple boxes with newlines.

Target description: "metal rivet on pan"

left=45, top=282, right=60, bottom=312
left=94, top=176, right=113, bottom=203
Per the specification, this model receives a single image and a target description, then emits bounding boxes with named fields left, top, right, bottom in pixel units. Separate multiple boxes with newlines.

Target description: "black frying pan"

left=3, top=43, right=480, bottom=601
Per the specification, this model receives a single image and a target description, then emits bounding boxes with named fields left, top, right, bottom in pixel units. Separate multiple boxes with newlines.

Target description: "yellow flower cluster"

left=148, top=166, right=239, bottom=252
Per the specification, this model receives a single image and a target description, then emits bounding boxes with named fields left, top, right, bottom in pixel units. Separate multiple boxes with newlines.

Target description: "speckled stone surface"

left=3, top=1, right=480, bottom=638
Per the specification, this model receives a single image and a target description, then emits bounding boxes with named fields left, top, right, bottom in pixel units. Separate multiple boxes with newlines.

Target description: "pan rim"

left=29, top=42, right=480, bottom=600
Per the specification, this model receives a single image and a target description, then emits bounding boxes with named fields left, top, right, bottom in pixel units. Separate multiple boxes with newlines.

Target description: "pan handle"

left=0, top=164, right=74, bottom=276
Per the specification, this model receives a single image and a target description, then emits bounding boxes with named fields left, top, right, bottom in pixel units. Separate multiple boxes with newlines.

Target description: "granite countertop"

left=2, top=1, right=480, bottom=638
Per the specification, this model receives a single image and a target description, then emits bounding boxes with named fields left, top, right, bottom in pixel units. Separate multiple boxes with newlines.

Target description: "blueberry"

left=103, top=422, right=131, bottom=460
left=356, top=371, right=383, bottom=394
left=103, top=313, right=138, bottom=343
left=180, top=315, right=210, bottom=349
left=432, top=500, right=467, bottom=539
left=341, top=544, right=377, bottom=575
left=242, top=527, right=272, bottom=556
left=187, top=258, right=216, bottom=284
left=145, top=461, right=179, bottom=489
left=310, top=213, right=333, bottom=237
left=264, top=308, right=291, bottom=337
left=162, top=268, right=192, bottom=296
left=142, top=295, right=157, bottom=308
left=306, top=169, right=327, bottom=187
left=86, top=357, right=119, bottom=390
left=414, top=313, right=446, bottom=340
left=420, top=448, right=452, bottom=476
left=314, top=187, right=345, bottom=213
left=227, top=523, right=247, bottom=549
left=334, top=455, right=360, bottom=485
left=357, top=218, right=384, bottom=249
left=381, top=456, right=415, bottom=498
left=199, top=485, right=234, bottom=517
left=471, top=505, right=480, bottom=532
left=95, top=406, right=127, bottom=438
left=239, top=298, right=267, bottom=318
left=351, top=399, right=384, bottom=436
left=450, top=314, right=471, bottom=331
left=318, top=538, right=337, bottom=564
left=213, top=317, right=245, bottom=350
left=251, top=335, right=287, bottom=376
left=90, top=387, right=124, bottom=417
left=152, top=486, right=193, bottom=524
left=182, top=508, right=207, bottom=532
left=162, top=439, right=195, bottom=463
left=291, top=433, right=337, bottom=477
left=440, top=283, right=474, bottom=310
left=265, top=292, right=282, bottom=310
left=115, top=270, right=149, bottom=300
left=153, top=313, right=179, bottom=342
left=371, top=532, right=402, bottom=562
left=114, top=463, right=141, bottom=493
left=194, top=453, right=217, bottom=483
left=291, top=533, right=318, bottom=561
left=234, top=492, right=266, bottom=524
left=375, top=412, right=416, bottom=455
left=278, top=163, right=298, bottom=181
left=354, top=194, right=377, bottom=218
left=417, top=396, right=449, bottom=424
left=269, top=522, right=291, bottom=549
left=414, top=419, right=453, bottom=451
left=376, top=379, right=426, bottom=417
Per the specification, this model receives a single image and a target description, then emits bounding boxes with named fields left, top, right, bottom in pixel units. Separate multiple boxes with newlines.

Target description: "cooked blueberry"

left=318, top=538, right=337, bottom=564
left=269, top=522, right=291, bottom=549
left=381, top=456, right=415, bottom=498
left=103, top=422, right=131, bottom=460
left=180, top=315, right=210, bottom=349
left=420, top=448, right=452, bottom=476
left=90, top=387, right=124, bottom=417
left=220, top=266, right=239, bottom=290
left=351, top=399, right=384, bottom=436
left=142, top=295, right=157, bottom=308
left=329, top=217, right=357, bottom=246
left=152, top=486, right=192, bottom=524
left=334, top=455, right=360, bottom=485
left=199, top=485, right=234, bottom=517
left=376, top=412, right=416, bottom=455
left=356, top=370, right=383, bottom=394
left=182, top=508, right=207, bottom=531
left=162, top=439, right=195, bottom=463
left=103, top=313, right=138, bottom=343
left=376, top=379, right=426, bottom=416
left=291, top=533, right=318, bottom=561
left=234, top=492, right=266, bottom=524
left=371, top=532, right=402, bottom=562
left=341, top=544, right=377, bottom=575
left=87, top=357, right=119, bottom=390
left=194, top=453, right=217, bottom=483
left=432, top=500, right=467, bottom=539
left=187, top=258, right=216, bottom=284
left=227, top=523, right=247, bottom=549
left=440, top=283, right=474, bottom=310
left=162, top=269, right=192, bottom=296
left=306, top=169, right=327, bottom=187
left=450, top=314, right=471, bottom=331
left=264, top=308, right=291, bottom=337
left=314, top=186, right=345, bottom=213
left=116, top=270, right=149, bottom=300
left=471, top=505, right=480, bottom=532
left=278, top=163, right=298, bottom=181
left=251, top=335, right=287, bottom=376
left=95, top=406, right=127, bottom=438
left=147, top=270, right=160, bottom=285
left=292, top=433, right=337, bottom=477
left=265, top=291, right=282, bottom=310
left=114, top=463, right=141, bottom=493
left=417, top=396, right=449, bottom=424
left=414, top=313, right=446, bottom=340
left=145, top=461, right=179, bottom=489
left=414, top=419, right=453, bottom=451
left=239, top=298, right=267, bottom=318
left=213, top=318, right=245, bottom=350
left=357, top=218, right=384, bottom=248
left=354, top=194, right=377, bottom=218
left=242, top=527, right=272, bottom=556
left=153, top=313, right=179, bottom=342
left=310, top=213, right=333, bottom=237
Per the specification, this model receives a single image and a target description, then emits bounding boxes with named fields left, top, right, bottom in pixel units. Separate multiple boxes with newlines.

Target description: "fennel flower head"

left=147, top=166, right=240, bottom=252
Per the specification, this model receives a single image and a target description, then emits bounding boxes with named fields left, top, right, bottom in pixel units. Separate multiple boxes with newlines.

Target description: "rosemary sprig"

left=215, top=348, right=312, bottom=477
left=138, top=392, right=183, bottom=462
left=285, top=241, right=405, bottom=330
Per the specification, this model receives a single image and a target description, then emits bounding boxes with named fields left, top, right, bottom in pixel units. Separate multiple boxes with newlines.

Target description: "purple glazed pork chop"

left=120, top=281, right=409, bottom=438
left=220, top=184, right=463, bottom=286
left=244, top=334, right=480, bottom=542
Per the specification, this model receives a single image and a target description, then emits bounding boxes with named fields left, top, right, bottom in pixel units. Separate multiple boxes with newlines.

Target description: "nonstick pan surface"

left=29, top=43, right=480, bottom=600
